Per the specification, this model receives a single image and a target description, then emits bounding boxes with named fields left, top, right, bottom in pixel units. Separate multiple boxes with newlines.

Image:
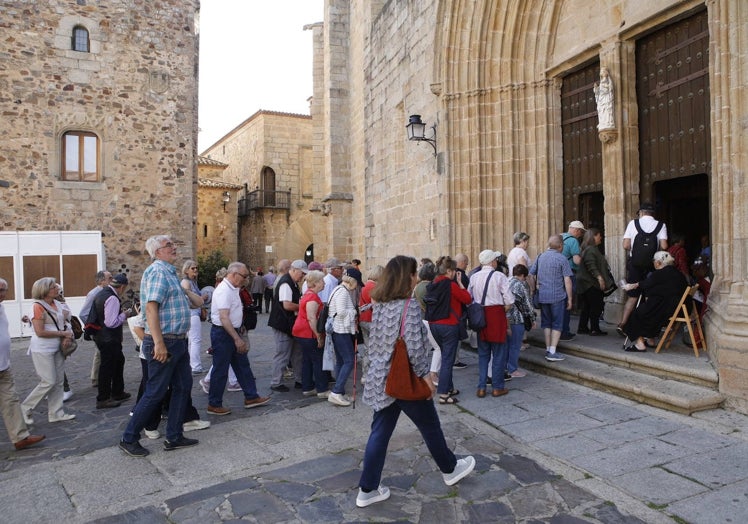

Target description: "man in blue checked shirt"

left=119, top=235, right=203, bottom=457
left=529, top=235, right=573, bottom=362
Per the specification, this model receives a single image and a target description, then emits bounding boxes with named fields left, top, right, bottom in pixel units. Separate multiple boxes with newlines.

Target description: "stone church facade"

left=313, top=1, right=748, bottom=411
left=0, top=1, right=199, bottom=290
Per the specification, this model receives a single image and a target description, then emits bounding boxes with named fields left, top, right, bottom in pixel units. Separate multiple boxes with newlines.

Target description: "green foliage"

left=197, top=250, right=230, bottom=288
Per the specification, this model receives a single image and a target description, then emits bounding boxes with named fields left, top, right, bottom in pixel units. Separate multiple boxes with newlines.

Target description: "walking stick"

left=352, top=335, right=358, bottom=409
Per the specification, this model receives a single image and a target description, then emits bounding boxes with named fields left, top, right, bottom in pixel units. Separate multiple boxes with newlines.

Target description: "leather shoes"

left=492, top=388, right=509, bottom=397
left=112, top=392, right=132, bottom=401
left=14, top=434, right=45, bottom=451
left=476, top=389, right=486, bottom=398
left=96, top=399, right=122, bottom=409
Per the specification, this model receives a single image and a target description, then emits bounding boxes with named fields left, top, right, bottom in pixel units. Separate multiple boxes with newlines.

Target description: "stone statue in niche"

left=593, top=67, right=614, bottom=131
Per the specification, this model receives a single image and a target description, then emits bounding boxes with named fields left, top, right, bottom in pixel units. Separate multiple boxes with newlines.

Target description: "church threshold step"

left=519, top=348, right=724, bottom=415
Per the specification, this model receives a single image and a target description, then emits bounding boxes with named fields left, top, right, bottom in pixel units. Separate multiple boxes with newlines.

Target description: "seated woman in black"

left=623, top=251, right=689, bottom=352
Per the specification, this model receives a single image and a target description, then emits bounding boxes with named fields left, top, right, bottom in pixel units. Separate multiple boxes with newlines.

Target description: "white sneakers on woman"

left=327, top=392, right=350, bottom=406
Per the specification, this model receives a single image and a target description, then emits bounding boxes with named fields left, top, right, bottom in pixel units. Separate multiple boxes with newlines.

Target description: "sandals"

left=447, top=389, right=460, bottom=397
left=439, top=395, right=459, bottom=404
left=624, top=344, right=647, bottom=353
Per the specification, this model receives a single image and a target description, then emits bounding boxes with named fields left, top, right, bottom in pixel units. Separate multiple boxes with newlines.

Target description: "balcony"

left=238, top=189, right=291, bottom=216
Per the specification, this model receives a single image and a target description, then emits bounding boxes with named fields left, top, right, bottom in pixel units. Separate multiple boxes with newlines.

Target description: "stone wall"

left=0, top=0, right=199, bottom=278
left=200, top=111, right=314, bottom=269
left=326, top=0, right=748, bottom=411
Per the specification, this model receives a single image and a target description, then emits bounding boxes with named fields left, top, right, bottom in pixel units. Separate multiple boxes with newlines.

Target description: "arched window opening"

left=72, top=25, right=90, bottom=52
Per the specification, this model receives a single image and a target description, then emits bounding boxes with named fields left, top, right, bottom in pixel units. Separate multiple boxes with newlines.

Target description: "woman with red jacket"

left=425, top=256, right=472, bottom=404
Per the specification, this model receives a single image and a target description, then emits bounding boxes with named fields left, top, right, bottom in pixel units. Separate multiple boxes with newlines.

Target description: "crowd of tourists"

left=0, top=205, right=711, bottom=506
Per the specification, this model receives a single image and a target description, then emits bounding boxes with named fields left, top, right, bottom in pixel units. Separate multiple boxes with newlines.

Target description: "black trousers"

left=264, top=288, right=274, bottom=313
left=578, top=287, right=604, bottom=332
left=95, top=338, right=125, bottom=401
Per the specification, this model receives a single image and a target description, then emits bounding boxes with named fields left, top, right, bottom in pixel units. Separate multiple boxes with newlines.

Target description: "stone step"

left=519, top=347, right=724, bottom=415
left=553, top=339, right=718, bottom=389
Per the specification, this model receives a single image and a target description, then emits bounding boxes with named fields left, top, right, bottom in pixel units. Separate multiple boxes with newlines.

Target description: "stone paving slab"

left=2, top=316, right=748, bottom=523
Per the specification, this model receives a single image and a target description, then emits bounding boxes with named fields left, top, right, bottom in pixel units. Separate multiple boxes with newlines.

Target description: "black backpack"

left=423, top=278, right=453, bottom=322
left=631, top=219, right=664, bottom=268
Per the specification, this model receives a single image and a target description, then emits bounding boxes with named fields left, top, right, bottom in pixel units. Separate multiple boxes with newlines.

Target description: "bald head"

left=548, top=235, right=564, bottom=251
left=277, top=259, right=291, bottom=274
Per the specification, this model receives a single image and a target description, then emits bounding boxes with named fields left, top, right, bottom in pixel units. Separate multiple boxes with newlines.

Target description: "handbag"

left=36, top=301, right=78, bottom=357
left=523, top=315, right=533, bottom=331
left=61, top=337, right=78, bottom=357
left=316, top=287, right=342, bottom=334
left=69, top=316, right=84, bottom=339
left=384, top=299, right=432, bottom=401
left=467, top=270, right=495, bottom=331
left=603, top=268, right=618, bottom=297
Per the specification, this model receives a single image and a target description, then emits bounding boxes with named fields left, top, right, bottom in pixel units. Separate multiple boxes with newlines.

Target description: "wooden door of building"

left=561, top=62, right=604, bottom=233
left=636, top=9, right=710, bottom=254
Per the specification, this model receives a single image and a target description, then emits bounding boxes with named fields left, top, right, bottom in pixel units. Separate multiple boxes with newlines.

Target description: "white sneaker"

left=328, top=392, right=351, bottom=406
left=443, top=456, right=476, bottom=486
left=63, top=390, right=74, bottom=402
left=49, top=413, right=76, bottom=422
left=144, top=429, right=160, bottom=440
left=356, top=485, right=390, bottom=508
left=23, top=411, right=34, bottom=426
left=199, top=378, right=210, bottom=394
left=183, top=419, right=211, bottom=432
left=317, top=391, right=329, bottom=399
left=302, top=390, right=317, bottom=397
left=227, top=383, right=242, bottom=392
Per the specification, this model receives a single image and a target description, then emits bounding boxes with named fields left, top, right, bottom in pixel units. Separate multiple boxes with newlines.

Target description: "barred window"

left=72, top=25, right=89, bottom=52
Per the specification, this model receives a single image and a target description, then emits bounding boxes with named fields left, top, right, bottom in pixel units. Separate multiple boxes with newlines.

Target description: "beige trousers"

left=22, top=351, right=66, bottom=420
left=0, top=368, right=30, bottom=444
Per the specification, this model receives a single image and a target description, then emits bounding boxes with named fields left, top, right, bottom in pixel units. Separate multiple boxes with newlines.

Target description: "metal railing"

left=238, top=189, right=291, bottom=216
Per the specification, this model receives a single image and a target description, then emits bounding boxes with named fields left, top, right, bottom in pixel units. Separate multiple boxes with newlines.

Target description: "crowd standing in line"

left=5, top=212, right=709, bottom=511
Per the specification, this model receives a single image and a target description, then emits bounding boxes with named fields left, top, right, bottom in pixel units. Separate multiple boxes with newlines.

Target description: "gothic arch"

left=435, top=1, right=565, bottom=254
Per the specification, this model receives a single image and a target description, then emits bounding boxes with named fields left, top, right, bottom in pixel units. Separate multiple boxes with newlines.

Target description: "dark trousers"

left=578, top=287, right=604, bottom=332
left=358, top=399, right=457, bottom=491
left=95, top=338, right=125, bottom=402
left=264, top=289, right=273, bottom=313
left=209, top=326, right=260, bottom=407
left=137, top=358, right=200, bottom=431
left=297, top=336, right=328, bottom=393
left=122, top=336, right=191, bottom=443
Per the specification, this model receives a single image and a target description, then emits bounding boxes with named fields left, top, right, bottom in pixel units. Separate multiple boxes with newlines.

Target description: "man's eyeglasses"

left=158, top=242, right=175, bottom=251
left=235, top=272, right=250, bottom=279
left=190, top=266, right=198, bottom=270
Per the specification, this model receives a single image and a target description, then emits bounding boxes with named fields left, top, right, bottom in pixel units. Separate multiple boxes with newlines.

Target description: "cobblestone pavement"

left=1, top=315, right=746, bottom=523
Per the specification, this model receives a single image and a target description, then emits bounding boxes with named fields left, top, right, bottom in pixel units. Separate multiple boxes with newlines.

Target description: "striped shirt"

left=140, top=259, right=191, bottom=335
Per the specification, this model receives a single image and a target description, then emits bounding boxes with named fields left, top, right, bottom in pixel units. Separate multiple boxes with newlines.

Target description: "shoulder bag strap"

left=35, top=301, right=62, bottom=331
left=399, top=298, right=411, bottom=337
left=480, top=270, right=496, bottom=305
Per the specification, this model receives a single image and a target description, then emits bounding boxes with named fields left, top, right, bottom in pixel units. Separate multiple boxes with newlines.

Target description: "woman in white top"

left=507, top=232, right=532, bottom=273
left=21, top=277, right=76, bottom=424
left=327, top=270, right=359, bottom=407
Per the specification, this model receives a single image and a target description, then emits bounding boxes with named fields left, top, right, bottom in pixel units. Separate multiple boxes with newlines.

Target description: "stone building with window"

left=311, top=1, right=748, bottom=412
left=0, top=1, right=200, bottom=323
left=200, top=110, right=318, bottom=270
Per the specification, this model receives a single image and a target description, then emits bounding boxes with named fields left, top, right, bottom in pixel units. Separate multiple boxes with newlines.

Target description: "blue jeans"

left=209, top=326, right=260, bottom=407
left=331, top=332, right=355, bottom=395
left=122, top=336, right=191, bottom=443
left=562, top=273, right=577, bottom=335
left=358, top=399, right=457, bottom=491
left=506, top=324, right=525, bottom=373
left=477, top=339, right=508, bottom=390
left=297, top=336, right=328, bottom=393
left=429, top=323, right=460, bottom=395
